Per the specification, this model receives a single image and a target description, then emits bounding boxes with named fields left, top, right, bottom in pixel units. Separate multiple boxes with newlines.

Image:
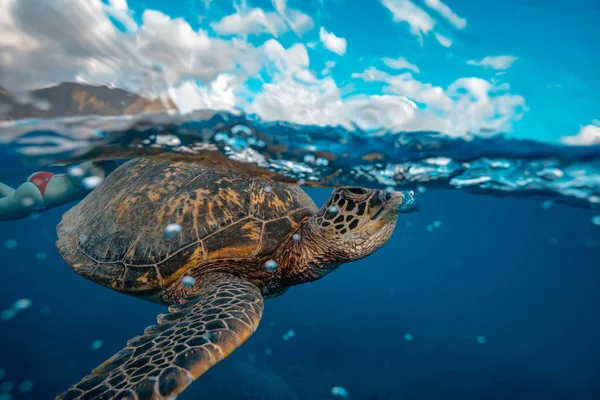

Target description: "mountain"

left=0, top=82, right=178, bottom=120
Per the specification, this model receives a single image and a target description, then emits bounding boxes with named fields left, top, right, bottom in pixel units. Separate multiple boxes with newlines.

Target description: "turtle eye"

left=341, top=187, right=370, bottom=200
left=346, top=188, right=367, bottom=195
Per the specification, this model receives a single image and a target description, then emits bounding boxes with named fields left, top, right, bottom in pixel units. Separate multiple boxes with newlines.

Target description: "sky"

left=0, top=0, right=599, bottom=144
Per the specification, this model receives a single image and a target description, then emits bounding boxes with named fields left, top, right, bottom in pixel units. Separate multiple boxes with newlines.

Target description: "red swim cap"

left=28, top=171, right=54, bottom=196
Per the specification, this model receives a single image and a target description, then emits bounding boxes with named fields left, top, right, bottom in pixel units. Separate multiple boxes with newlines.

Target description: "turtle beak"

left=381, top=190, right=419, bottom=214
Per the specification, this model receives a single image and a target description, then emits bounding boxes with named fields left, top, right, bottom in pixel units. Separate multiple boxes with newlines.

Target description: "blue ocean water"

left=1, top=0, right=600, bottom=398
left=0, top=182, right=599, bottom=399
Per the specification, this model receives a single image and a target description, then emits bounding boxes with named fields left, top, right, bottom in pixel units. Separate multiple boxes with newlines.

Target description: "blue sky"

left=1, top=0, right=598, bottom=143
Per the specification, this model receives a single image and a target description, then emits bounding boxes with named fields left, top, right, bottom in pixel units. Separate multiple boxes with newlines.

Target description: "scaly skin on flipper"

left=56, top=274, right=263, bottom=400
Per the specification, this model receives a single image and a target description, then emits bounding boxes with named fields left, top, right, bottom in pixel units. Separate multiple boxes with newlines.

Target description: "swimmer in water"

left=0, top=160, right=118, bottom=221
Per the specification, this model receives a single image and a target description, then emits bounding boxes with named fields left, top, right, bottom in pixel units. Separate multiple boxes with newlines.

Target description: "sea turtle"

left=56, top=158, right=404, bottom=399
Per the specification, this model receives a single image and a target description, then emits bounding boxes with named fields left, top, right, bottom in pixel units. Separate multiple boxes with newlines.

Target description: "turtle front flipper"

left=57, top=274, right=264, bottom=400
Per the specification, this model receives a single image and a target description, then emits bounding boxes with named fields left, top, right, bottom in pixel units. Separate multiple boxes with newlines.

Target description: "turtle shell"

left=56, top=158, right=317, bottom=295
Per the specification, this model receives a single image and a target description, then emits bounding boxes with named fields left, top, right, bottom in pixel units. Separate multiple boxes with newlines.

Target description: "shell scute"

left=57, top=159, right=317, bottom=294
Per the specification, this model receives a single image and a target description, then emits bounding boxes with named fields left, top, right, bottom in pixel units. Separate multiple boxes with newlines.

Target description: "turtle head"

left=315, top=187, right=403, bottom=261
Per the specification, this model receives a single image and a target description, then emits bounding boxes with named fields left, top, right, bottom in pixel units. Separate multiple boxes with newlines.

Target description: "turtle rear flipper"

left=57, top=274, right=264, bottom=400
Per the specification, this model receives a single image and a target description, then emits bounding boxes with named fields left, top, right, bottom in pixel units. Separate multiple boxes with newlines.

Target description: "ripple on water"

left=2, top=111, right=600, bottom=207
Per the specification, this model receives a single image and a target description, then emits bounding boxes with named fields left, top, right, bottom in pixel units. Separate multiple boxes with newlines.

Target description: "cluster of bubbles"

left=68, top=165, right=104, bottom=190
left=426, top=220, right=442, bottom=232
left=303, top=154, right=330, bottom=167
left=282, top=330, right=295, bottom=341
left=0, top=299, right=32, bottom=321
left=0, top=368, right=33, bottom=400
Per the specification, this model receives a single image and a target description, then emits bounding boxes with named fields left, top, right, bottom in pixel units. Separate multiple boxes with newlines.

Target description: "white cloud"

left=380, top=0, right=462, bottom=47
left=434, top=33, right=452, bottom=48
left=381, top=0, right=435, bottom=39
left=319, top=27, right=347, bottom=56
left=169, top=74, right=242, bottom=114
left=353, top=67, right=452, bottom=111
left=0, top=0, right=260, bottom=96
left=270, top=0, right=314, bottom=37
left=423, top=0, right=466, bottom=29
left=210, top=8, right=286, bottom=37
left=468, top=55, right=518, bottom=70
left=560, top=122, right=600, bottom=146
left=381, top=56, right=420, bottom=73
left=0, top=1, right=526, bottom=138
left=351, top=66, right=526, bottom=135
left=104, top=0, right=137, bottom=32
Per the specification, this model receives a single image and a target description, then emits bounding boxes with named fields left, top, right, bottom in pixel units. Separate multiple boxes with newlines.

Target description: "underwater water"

left=1, top=0, right=600, bottom=399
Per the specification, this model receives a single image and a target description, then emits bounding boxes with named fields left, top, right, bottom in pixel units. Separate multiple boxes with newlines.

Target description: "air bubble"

left=282, top=330, right=295, bottom=341
left=433, top=220, right=441, bottom=228
left=90, top=340, right=103, bottom=350
left=315, top=157, right=329, bottom=166
left=214, top=133, right=229, bottom=142
left=68, top=166, right=84, bottom=177
left=540, top=200, right=554, bottom=210
left=292, top=233, right=301, bottom=242
left=297, top=179, right=306, bottom=186
left=331, top=386, right=349, bottom=398
left=4, top=240, right=17, bottom=249
left=476, top=335, right=488, bottom=344
left=426, top=225, right=434, bottom=232
left=12, top=299, right=32, bottom=310
left=0, top=309, right=16, bottom=320
left=36, top=252, right=47, bottom=261
left=265, top=185, right=272, bottom=193
left=181, top=276, right=196, bottom=288
left=265, top=348, right=272, bottom=356
left=21, top=197, right=34, bottom=207
left=0, top=381, right=14, bottom=393
left=404, top=333, right=414, bottom=341
left=17, top=381, right=33, bottom=393
left=264, top=260, right=277, bottom=272
left=303, top=154, right=315, bottom=164
left=82, top=176, right=103, bottom=190
left=591, top=215, right=600, bottom=226
left=164, top=223, right=182, bottom=239
left=328, top=205, right=338, bottom=214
